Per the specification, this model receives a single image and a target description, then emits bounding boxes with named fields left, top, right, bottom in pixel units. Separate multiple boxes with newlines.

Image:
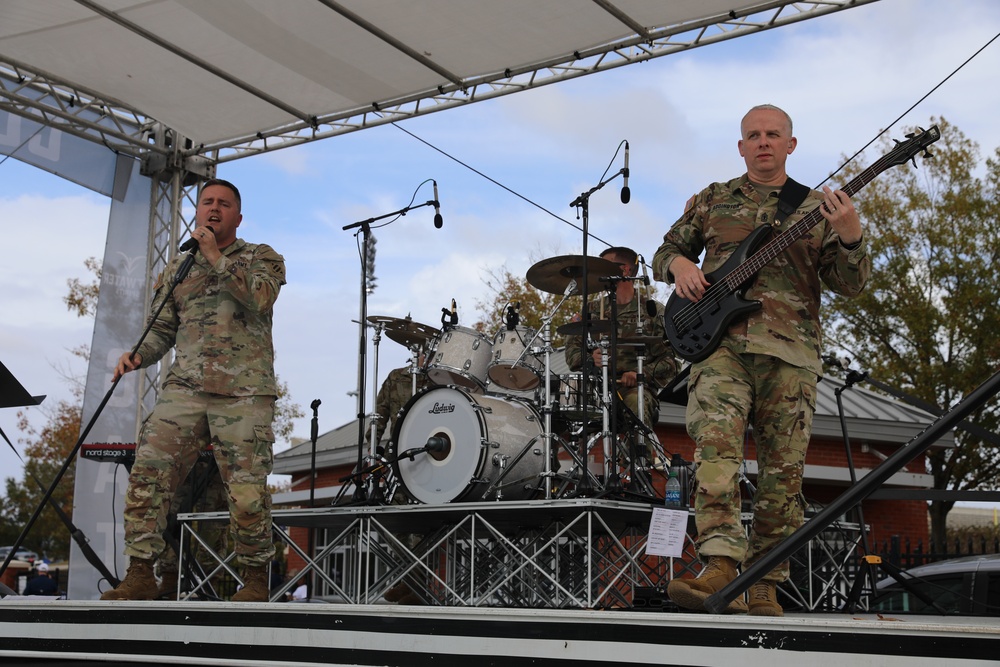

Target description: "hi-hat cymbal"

left=525, top=255, right=621, bottom=296
left=556, top=320, right=613, bottom=337
left=618, top=335, right=663, bottom=347
left=367, top=315, right=439, bottom=348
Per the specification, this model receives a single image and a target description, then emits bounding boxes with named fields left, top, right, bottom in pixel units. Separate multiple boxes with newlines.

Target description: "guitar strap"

left=775, top=177, right=811, bottom=225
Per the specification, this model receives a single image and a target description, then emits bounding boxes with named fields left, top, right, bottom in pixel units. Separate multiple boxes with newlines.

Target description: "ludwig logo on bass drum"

left=428, top=402, right=456, bottom=414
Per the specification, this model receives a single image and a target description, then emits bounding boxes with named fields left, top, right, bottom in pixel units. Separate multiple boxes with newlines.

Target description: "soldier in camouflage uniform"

left=653, top=105, right=870, bottom=616
left=565, top=247, right=680, bottom=462
left=101, top=178, right=285, bottom=603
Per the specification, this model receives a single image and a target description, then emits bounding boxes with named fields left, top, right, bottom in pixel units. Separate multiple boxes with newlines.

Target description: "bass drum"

left=391, top=386, right=544, bottom=504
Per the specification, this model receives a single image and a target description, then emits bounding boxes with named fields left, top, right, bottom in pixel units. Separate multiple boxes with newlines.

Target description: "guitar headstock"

left=888, top=125, right=940, bottom=169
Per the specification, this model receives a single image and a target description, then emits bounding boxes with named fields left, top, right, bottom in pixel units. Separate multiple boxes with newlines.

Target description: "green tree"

left=473, top=263, right=576, bottom=348
left=821, top=118, right=1000, bottom=547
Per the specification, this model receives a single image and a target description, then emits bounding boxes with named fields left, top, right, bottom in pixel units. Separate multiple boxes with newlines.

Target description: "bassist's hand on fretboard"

left=819, top=185, right=862, bottom=244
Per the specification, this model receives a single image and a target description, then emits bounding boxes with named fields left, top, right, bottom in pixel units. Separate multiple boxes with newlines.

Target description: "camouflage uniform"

left=652, top=175, right=869, bottom=580
left=367, top=366, right=430, bottom=449
left=123, top=238, right=285, bottom=569
left=565, top=292, right=680, bottom=440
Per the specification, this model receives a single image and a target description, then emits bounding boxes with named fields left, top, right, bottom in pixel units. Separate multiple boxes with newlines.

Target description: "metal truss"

left=0, top=1, right=877, bottom=167
left=178, top=500, right=866, bottom=611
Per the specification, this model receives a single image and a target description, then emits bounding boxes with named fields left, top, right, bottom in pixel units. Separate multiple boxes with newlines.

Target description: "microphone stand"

left=568, top=165, right=626, bottom=497
left=0, top=248, right=201, bottom=580
left=342, top=198, right=438, bottom=504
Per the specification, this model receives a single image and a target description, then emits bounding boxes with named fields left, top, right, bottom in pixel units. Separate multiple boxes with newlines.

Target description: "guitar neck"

left=724, top=155, right=892, bottom=289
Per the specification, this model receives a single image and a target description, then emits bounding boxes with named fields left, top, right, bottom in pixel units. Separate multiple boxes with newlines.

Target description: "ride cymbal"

left=525, top=255, right=621, bottom=296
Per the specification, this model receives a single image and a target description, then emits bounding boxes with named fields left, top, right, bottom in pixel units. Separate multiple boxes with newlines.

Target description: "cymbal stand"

left=597, top=337, right=616, bottom=493
left=367, top=321, right=385, bottom=455
left=532, top=281, right=580, bottom=499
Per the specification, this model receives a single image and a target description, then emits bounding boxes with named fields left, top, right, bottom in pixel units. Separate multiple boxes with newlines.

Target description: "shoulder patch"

left=684, top=195, right=696, bottom=212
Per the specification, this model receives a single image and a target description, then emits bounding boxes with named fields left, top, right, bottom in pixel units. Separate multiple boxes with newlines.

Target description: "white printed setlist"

left=646, top=507, right=688, bottom=558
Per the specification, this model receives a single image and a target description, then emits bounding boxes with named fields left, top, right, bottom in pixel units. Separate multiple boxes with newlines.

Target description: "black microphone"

left=425, top=436, right=448, bottom=453
left=179, top=226, right=215, bottom=253
left=433, top=180, right=443, bottom=229
left=620, top=141, right=631, bottom=204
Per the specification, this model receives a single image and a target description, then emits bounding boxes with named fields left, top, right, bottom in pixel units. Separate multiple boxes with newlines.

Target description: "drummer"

left=565, top=246, right=681, bottom=459
left=366, top=347, right=433, bottom=456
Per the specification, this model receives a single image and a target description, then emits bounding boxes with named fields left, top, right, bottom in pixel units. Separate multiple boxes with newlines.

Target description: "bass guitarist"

left=651, top=104, right=870, bottom=616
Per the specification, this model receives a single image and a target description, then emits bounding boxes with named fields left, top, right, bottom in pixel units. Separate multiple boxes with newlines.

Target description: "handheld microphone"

left=433, top=180, right=443, bottom=229
left=620, top=142, right=631, bottom=204
left=450, top=298, right=457, bottom=324
left=179, top=226, right=215, bottom=253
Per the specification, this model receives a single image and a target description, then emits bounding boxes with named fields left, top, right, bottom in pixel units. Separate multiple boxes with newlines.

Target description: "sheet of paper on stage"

left=646, top=507, right=687, bottom=558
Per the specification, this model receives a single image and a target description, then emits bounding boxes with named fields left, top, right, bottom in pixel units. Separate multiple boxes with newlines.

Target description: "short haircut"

left=200, top=178, right=242, bottom=211
left=600, top=246, right=638, bottom=276
left=742, top=104, right=793, bottom=136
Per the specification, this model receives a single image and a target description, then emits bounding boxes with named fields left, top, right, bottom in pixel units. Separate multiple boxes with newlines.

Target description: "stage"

left=2, top=599, right=998, bottom=666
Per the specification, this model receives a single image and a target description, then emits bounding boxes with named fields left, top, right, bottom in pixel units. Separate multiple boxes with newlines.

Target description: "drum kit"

left=364, top=254, right=667, bottom=506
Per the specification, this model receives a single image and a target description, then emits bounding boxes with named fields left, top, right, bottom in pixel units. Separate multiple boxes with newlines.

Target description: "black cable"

left=389, top=121, right=615, bottom=252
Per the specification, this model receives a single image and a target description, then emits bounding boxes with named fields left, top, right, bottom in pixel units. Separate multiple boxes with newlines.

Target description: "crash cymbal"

left=525, top=254, right=622, bottom=296
left=556, top=320, right=614, bottom=337
left=367, top=315, right=439, bottom=348
left=618, top=335, right=663, bottom=347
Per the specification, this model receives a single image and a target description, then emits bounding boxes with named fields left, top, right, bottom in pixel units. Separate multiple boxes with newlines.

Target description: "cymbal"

left=618, top=335, right=663, bottom=347
left=367, top=315, right=439, bottom=348
left=557, top=320, right=613, bottom=337
left=525, top=254, right=621, bottom=296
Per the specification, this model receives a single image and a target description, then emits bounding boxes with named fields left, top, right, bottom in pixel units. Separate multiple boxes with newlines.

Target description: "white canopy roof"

left=0, top=0, right=876, bottom=165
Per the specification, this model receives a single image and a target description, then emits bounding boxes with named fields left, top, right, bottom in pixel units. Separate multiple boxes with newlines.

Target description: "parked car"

left=871, top=553, right=1000, bottom=616
left=0, top=546, right=39, bottom=563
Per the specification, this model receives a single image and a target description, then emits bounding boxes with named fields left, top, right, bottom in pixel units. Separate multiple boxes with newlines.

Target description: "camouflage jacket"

left=368, top=366, right=430, bottom=445
left=137, top=238, right=286, bottom=396
left=652, top=174, right=870, bottom=374
left=564, top=292, right=680, bottom=390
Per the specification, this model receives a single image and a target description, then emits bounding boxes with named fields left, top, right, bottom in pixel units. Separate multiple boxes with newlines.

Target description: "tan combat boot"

left=100, top=558, right=158, bottom=601
left=748, top=580, right=783, bottom=616
left=157, top=569, right=179, bottom=600
left=667, top=556, right=747, bottom=614
left=231, top=566, right=269, bottom=602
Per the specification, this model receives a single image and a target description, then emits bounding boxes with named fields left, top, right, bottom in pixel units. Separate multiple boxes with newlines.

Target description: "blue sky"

left=2, top=0, right=1000, bottom=490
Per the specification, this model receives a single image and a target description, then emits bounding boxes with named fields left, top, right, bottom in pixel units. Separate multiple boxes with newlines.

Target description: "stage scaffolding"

left=178, top=500, right=865, bottom=611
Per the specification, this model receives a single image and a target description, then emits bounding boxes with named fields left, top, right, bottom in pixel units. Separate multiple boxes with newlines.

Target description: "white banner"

left=68, top=158, right=156, bottom=599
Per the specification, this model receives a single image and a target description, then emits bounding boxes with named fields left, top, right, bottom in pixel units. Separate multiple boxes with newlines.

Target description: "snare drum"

left=553, top=372, right=604, bottom=423
left=487, top=326, right=542, bottom=391
left=426, top=326, right=492, bottom=393
left=391, top=386, right=545, bottom=504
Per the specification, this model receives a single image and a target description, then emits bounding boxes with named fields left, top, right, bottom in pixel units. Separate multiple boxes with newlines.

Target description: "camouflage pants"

left=123, top=386, right=276, bottom=568
left=685, top=349, right=816, bottom=581
left=157, top=459, right=229, bottom=574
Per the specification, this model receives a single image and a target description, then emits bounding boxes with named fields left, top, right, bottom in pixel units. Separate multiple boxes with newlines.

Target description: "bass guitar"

left=664, top=125, right=941, bottom=363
